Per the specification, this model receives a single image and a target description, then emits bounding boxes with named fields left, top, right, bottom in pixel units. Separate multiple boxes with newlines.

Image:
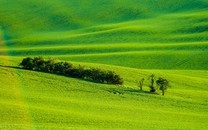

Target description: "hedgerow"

left=19, top=57, right=123, bottom=85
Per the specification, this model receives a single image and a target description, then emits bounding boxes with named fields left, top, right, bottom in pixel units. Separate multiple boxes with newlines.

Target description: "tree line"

left=19, top=57, right=171, bottom=95
left=19, top=57, right=123, bottom=85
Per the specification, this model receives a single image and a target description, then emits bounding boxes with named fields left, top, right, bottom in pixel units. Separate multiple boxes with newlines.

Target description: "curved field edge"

left=0, top=56, right=207, bottom=129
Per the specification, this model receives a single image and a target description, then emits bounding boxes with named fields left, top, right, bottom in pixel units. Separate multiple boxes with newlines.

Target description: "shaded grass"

left=1, top=42, right=208, bottom=55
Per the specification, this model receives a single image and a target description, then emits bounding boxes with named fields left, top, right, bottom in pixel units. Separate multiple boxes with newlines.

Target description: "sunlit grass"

left=0, top=0, right=208, bottom=129
left=0, top=57, right=208, bottom=129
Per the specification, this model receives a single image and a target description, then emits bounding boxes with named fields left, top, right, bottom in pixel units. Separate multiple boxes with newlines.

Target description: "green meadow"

left=0, top=0, right=208, bottom=129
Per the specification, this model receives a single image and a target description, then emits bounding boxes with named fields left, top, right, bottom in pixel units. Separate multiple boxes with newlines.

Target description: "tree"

left=54, top=62, right=64, bottom=74
left=44, top=58, right=55, bottom=72
left=149, top=74, right=156, bottom=92
left=105, top=70, right=114, bottom=84
left=112, top=74, right=123, bottom=85
left=82, top=69, right=92, bottom=80
left=156, top=77, right=170, bottom=95
left=55, top=62, right=73, bottom=74
left=33, top=57, right=45, bottom=71
left=19, top=57, right=34, bottom=70
left=138, top=78, right=145, bottom=91
left=74, top=65, right=85, bottom=78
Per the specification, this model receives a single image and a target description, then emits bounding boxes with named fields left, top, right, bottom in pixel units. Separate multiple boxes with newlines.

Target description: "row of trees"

left=138, top=74, right=170, bottom=95
left=19, top=57, right=123, bottom=85
left=19, top=57, right=170, bottom=95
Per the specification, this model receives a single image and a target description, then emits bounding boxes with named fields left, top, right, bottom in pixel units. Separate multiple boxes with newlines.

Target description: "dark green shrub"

left=33, top=57, right=45, bottom=71
left=82, top=69, right=93, bottom=80
left=90, top=68, right=102, bottom=81
left=54, top=62, right=65, bottom=74
left=69, top=65, right=86, bottom=78
left=43, top=59, right=55, bottom=73
left=19, top=57, right=34, bottom=70
left=54, top=62, right=73, bottom=74
left=112, top=74, right=123, bottom=85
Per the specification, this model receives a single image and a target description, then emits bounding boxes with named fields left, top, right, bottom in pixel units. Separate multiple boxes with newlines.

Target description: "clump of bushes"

left=19, top=57, right=123, bottom=85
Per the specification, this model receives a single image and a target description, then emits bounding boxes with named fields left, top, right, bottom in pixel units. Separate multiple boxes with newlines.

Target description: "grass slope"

left=1, top=42, right=207, bottom=69
left=0, top=57, right=208, bottom=129
left=0, top=0, right=208, bottom=129
left=1, top=4, right=207, bottom=70
left=0, top=0, right=207, bottom=37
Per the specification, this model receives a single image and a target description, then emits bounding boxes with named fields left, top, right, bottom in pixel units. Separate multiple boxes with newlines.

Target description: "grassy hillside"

left=0, top=0, right=208, bottom=36
left=0, top=0, right=207, bottom=69
left=1, top=11, right=207, bottom=69
left=0, top=0, right=208, bottom=129
left=0, top=57, right=208, bottom=129
left=2, top=44, right=207, bottom=69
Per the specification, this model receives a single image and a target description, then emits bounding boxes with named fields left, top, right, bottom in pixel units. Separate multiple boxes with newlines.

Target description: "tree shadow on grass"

left=124, top=88, right=150, bottom=94
left=0, top=64, right=22, bottom=69
left=107, top=87, right=158, bottom=96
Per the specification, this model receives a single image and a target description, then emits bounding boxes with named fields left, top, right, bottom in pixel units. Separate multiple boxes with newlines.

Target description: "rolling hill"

left=0, top=57, right=208, bottom=129
left=0, top=0, right=208, bottom=129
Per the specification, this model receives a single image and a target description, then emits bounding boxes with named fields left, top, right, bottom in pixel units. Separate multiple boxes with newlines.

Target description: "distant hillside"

left=0, top=0, right=208, bottom=36
left=0, top=0, right=208, bottom=70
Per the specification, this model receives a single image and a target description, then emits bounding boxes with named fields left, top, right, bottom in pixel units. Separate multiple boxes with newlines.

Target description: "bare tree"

left=138, top=78, right=145, bottom=91
left=149, top=74, right=156, bottom=92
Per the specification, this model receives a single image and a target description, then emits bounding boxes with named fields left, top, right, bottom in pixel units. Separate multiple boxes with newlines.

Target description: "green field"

left=0, top=0, right=208, bottom=129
